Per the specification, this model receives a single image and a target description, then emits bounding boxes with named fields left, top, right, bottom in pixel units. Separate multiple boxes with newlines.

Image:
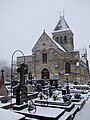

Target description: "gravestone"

left=27, top=84, right=35, bottom=93
left=16, top=85, right=27, bottom=105
left=16, top=63, right=28, bottom=105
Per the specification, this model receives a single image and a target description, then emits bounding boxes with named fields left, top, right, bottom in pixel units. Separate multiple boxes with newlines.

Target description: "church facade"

left=17, top=15, right=89, bottom=84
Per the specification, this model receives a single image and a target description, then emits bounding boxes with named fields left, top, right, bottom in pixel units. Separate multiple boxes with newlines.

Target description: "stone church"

left=17, top=15, right=89, bottom=84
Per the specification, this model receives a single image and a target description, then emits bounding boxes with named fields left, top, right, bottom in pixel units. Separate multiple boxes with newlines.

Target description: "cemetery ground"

left=0, top=80, right=90, bottom=120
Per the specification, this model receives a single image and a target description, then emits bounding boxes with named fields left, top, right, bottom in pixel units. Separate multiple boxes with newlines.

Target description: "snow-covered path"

left=74, top=97, right=90, bottom=120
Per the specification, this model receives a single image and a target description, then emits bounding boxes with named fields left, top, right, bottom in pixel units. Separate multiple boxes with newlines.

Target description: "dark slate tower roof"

left=54, top=16, right=70, bottom=32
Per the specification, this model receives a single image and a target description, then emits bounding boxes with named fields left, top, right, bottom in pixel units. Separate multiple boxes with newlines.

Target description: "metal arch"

left=10, top=49, right=26, bottom=109
left=11, top=50, right=26, bottom=81
left=11, top=49, right=25, bottom=64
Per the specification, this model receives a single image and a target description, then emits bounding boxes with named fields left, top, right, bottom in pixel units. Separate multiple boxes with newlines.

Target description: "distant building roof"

left=74, top=48, right=87, bottom=64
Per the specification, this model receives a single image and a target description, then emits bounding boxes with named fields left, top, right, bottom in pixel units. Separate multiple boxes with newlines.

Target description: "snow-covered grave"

left=14, top=106, right=65, bottom=120
left=72, top=99, right=85, bottom=110
left=0, top=97, right=16, bottom=109
left=34, top=97, right=74, bottom=112
left=1, top=82, right=90, bottom=120
left=13, top=102, right=28, bottom=110
left=27, top=92, right=38, bottom=100
left=0, top=108, right=25, bottom=120
left=70, top=88, right=88, bottom=94
left=58, top=112, right=72, bottom=120
left=70, top=86, right=90, bottom=109
left=73, top=85, right=89, bottom=90
left=33, top=92, right=78, bottom=118
left=74, top=97, right=90, bottom=120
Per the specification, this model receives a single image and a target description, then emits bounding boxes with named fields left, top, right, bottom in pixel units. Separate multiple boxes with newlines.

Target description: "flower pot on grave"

left=74, top=93, right=81, bottom=99
left=63, top=95, right=68, bottom=102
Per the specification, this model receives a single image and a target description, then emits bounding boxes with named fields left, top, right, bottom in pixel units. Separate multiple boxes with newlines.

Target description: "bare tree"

left=0, top=59, right=11, bottom=81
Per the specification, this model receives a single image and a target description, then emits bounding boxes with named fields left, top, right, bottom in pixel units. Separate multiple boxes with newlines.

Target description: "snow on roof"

left=53, top=16, right=70, bottom=32
left=52, top=29, right=70, bottom=34
left=52, top=39, right=66, bottom=52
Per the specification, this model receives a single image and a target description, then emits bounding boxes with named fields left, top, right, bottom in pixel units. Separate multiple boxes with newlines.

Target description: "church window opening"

left=56, top=39, right=58, bottom=43
left=64, top=36, right=67, bottom=43
left=65, top=62, right=71, bottom=75
left=56, top=36, right=59, bottom=40
left=56, top=36, right=59, bottom=43
left=60, top=36, right=63, bottom=44
left=43, top=43, right=46, bottom=46
left=42, top=53, right=47, bottom=63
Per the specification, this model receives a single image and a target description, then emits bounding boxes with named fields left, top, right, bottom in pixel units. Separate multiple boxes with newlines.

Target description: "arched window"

left=64, top=36, right=67, bottom=43
left=65, top=62, right=71, bottom=75
left=56, top=36, right=59, bottom=40
left=56, top=37, right=59, bottom=43
left=60, top=36, right=63, bottom=44
left=42, top=53, right=47, bottom=63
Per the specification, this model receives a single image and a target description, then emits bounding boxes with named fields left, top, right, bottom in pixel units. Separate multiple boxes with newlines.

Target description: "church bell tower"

left=52, top=14, right=74, bottom=52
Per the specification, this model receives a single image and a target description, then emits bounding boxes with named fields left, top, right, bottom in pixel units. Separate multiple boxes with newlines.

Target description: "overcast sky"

left=0, top=0, right=90, bottom=66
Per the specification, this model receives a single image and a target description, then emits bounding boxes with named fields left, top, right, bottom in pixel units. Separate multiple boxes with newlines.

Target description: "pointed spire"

left=53, top=11, right=69, bottom=32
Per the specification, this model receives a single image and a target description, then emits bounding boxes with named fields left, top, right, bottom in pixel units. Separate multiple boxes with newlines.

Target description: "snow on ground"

left=74, top=97, right=90, bottom=120
left=19, top=106, right=65, bottom=118
left=0, top=98, right=16, bottom=108
left=0, top=108, right=25, bottom=120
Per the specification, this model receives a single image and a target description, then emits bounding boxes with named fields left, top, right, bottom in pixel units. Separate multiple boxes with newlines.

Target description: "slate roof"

left=53, top=16, right=70, bottom=32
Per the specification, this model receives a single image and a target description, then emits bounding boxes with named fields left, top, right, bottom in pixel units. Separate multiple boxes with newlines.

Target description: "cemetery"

left=0, top=63, right=90, bottom=120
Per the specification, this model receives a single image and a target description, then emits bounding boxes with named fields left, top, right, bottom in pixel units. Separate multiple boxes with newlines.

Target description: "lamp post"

left=74, top=62, right=79, bottom=85
left=65, top=74, right=70, bottom=94
left=65, top=62, right=71, bottom=94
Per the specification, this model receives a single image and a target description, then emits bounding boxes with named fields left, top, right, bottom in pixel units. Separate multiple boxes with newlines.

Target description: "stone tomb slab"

left=58, top=112, right=72, bottom=120
left=35, top=98, right=71, bottom=106
left=0, top=98, right=16, bottom=109
left=13, top=103, right=28, bottom=110
left=16, top=85, right=27, bottom=105
left=0, top=108, right=25, bottom=120
left=71, top=98, right=80, bottom=102
left=71, top=99, right=85, bottom=109
left=16, top=106, right=65, bottom=120
left=34, top=98, right=74, bottom=112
